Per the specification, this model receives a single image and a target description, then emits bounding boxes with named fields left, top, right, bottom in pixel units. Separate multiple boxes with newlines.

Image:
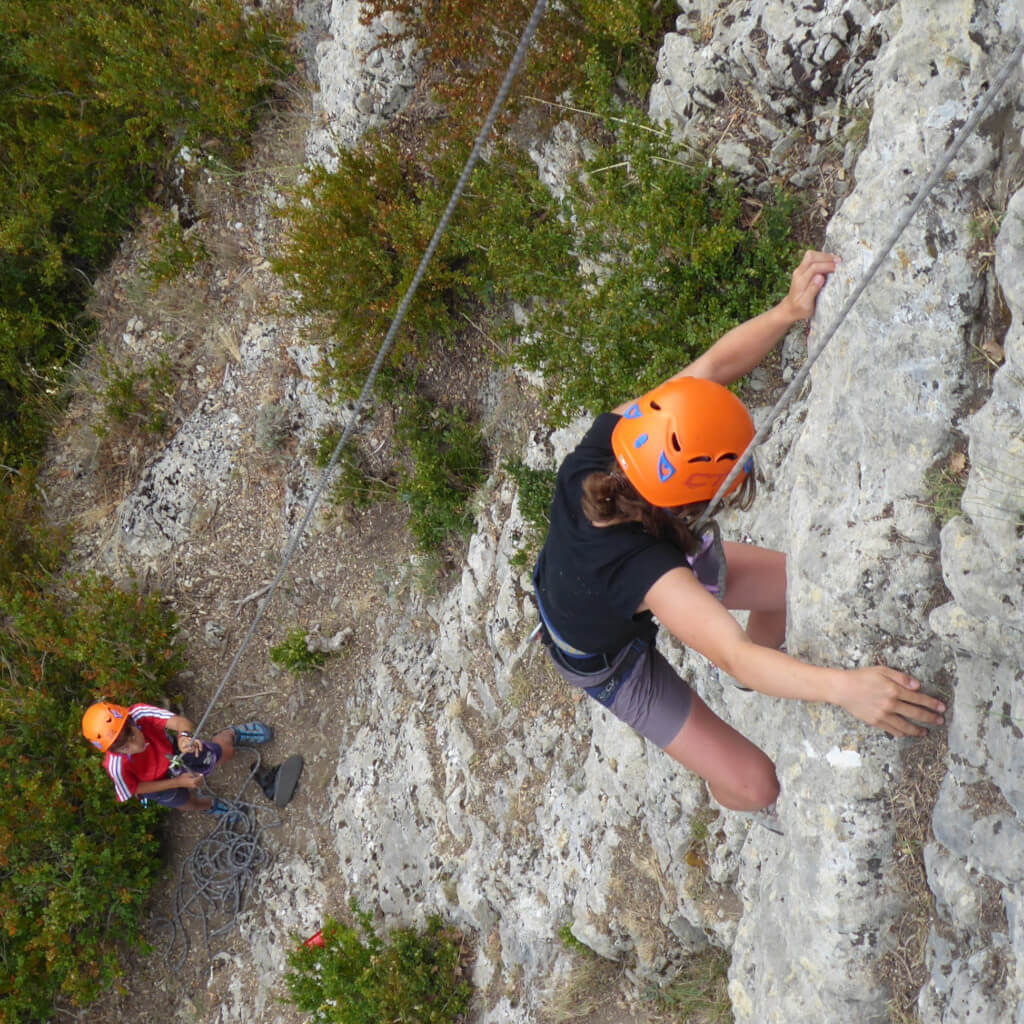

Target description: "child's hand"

left=781, top=250, right=841, bottom=322
left=178, top=772, right=203, bottom=789
left=177, top=733, right=199, bottom=755
left=835, top=667, right=946, bottom=737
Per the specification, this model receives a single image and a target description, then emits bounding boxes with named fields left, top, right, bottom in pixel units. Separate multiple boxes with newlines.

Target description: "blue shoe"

left=209, top=797, right=245, bottom=825
left=231, top=722, right=273, bottom=747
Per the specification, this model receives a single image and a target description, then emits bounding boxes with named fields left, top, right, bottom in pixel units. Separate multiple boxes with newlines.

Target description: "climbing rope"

left=155, top=755, right=282, bottom=968
left=159, top=0, right=550, bottom=963
left=190, top=0, right=550, bottom=741
left=695, top=36, right=1024, bottom=531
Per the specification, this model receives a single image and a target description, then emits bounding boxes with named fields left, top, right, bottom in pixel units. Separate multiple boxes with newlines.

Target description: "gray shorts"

left=545, top=639, right=692, bottom=748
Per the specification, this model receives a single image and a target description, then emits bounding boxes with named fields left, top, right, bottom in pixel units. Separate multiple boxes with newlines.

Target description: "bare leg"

left=722, top=542, right=787, bottom=649
left=182, top=795, right=213, bottom=812
left=662, top=692, right=779, bottom=810
left=212, top=728, right=236, bottom=763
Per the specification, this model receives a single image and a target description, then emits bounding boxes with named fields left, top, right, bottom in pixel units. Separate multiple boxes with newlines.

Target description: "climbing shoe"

left=209, top=797, right=245, bottom=825
left=253, top=754, right=303, bottom=807
left=231, top=722, right=273, bottom=747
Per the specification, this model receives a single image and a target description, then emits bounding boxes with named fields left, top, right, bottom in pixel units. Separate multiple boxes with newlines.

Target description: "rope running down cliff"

left=191, top=0, right=551, bottom=740
left=695, top=36, right=1024, bottom=532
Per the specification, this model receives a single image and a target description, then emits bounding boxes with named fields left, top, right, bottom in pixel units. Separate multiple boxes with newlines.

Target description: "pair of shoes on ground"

left=253, top=754, right=304, bottom=808
left=230, top=721, right=273, bottom=746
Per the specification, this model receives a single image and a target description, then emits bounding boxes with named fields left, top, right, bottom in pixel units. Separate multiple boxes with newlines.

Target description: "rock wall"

left=103, top=2, right=1024, bottom=1021
left=925, top=170, right=1024, bottom=1020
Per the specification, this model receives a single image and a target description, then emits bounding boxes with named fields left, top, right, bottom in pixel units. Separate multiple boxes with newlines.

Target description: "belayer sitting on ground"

left=532, top=250, right=946, bottom=814
left=82, top=700, right=273, bottom=816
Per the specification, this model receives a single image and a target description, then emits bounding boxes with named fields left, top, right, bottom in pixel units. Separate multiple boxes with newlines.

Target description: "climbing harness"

left=695, top=36, right=1024, bottom=532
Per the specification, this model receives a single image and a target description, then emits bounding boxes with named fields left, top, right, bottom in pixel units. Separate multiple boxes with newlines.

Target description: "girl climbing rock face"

left=532, top=250, right=946, bottom=814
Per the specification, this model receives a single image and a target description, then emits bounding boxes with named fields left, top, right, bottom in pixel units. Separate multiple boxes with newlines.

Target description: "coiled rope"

left=695, top=36, right=1024, bottom=531
left=163, top=0, right=550, bottom=962
left=154, top=754, right=282, bottom=969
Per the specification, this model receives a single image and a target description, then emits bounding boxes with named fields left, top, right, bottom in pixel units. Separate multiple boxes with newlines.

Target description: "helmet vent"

left=670, top=432, right=681, bottom=452
left=687, top=455, right=711, bottom=463
left=649, top=400, right=661, bottom=411
left=717, top=453, right=737, bottom=462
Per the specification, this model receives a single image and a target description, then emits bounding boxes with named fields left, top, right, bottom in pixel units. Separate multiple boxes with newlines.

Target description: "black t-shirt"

left=534, top=413, right=688, bottom=655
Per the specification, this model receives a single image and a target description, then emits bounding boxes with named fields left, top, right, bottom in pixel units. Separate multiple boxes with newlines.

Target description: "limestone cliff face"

left=106, top=2, right=1024, bottom=1020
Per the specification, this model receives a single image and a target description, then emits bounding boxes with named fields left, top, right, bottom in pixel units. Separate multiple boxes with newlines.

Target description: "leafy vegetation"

left=95, top=350, right=176, bottom=437
left=518, top=127, right=800, bottom=422
left=359, top=0, right=676, bottom=122
left=274, top=138, right=573, bottom=399
left=270, top=627, right=330, bottom=674
left=314, top=428, right=396, bottom=509
left=285, top=903, right=472, bottom=1024
left=395, top=396, right=488, bottom=552
left=0, top=0, right=293, bottom=466
left=0, top=480, right=184, bottom=1023
left=141, top=216, right=211, bottom=287
left=505, top=458, right=557, bottom=566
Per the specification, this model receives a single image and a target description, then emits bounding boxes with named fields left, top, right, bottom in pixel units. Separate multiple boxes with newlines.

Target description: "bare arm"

left=136, top=773, right=202, bottom=795
left=643, top=567, right=946, bottom=738
left=612, top=250, right=840, bottom=412
left=166, top=714, right=199, bottom=754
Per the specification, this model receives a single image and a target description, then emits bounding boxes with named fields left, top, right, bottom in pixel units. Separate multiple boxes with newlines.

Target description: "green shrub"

left=285, top=903, right=472, bottom=1024
left=0, top=0, right=293, bottom=466
left=0, top=513, right=185, bottom=1022
left=95, top=351, right=175, bottom=436
left=269, top=627, right=330, bottom=674
left=313, top=428, right=396, bottom=510
left=394, top=397, right=488, bottom=552
left=518, top=125, right=800, bottom=422
left=558, top=923, right=596, bottom=958
left=504, top=458, right=556, bottom=566
left=359, top=0, right=675, bottom=121
left=142, top=217, right=211, bottom=287
left=273, top=139, right=572, bottom=398
left=505, top=459, right=556, bottom=536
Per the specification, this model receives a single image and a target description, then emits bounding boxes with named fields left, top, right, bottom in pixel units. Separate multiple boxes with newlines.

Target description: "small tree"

left=285, top=903, right=472, bottom=1024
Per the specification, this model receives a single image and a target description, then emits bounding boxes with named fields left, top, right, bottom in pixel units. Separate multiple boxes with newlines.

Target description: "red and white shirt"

left=103, top=704, right=176, bottom=802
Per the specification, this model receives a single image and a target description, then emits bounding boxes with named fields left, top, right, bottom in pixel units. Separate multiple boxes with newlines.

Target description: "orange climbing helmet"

left=611, top=377, right=755, bottom=507
left=82, top=701, right=130, bottom=752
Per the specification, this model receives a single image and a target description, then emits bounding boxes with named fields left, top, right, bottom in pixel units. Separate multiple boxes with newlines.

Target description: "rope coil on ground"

left=154, top=753, right=282, bottom=968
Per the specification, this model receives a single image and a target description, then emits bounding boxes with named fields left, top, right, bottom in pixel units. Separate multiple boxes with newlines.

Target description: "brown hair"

left=581, top=459, right=756, bottom=555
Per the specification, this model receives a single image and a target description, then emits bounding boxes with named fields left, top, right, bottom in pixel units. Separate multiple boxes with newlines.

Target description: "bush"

left=0, top=0, right=293, bottom=466
left=95, top=350, right=176, bottom=437
left=504, top=458, right=556, bottom=566
left=274, top=139, right=572, bottom=398
left=269, top=627, right=330, bottom=674
left=313, top=429, right=396, bottom=510
left=360, top=0, right=675, bottom=123
left=285, top=903, right=472, bottom=1024
left=518, top=124, right=800, bottom=422
left=394, top=397, right=488, bottom=552
left=0, top=487, right=185, bottom=1022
